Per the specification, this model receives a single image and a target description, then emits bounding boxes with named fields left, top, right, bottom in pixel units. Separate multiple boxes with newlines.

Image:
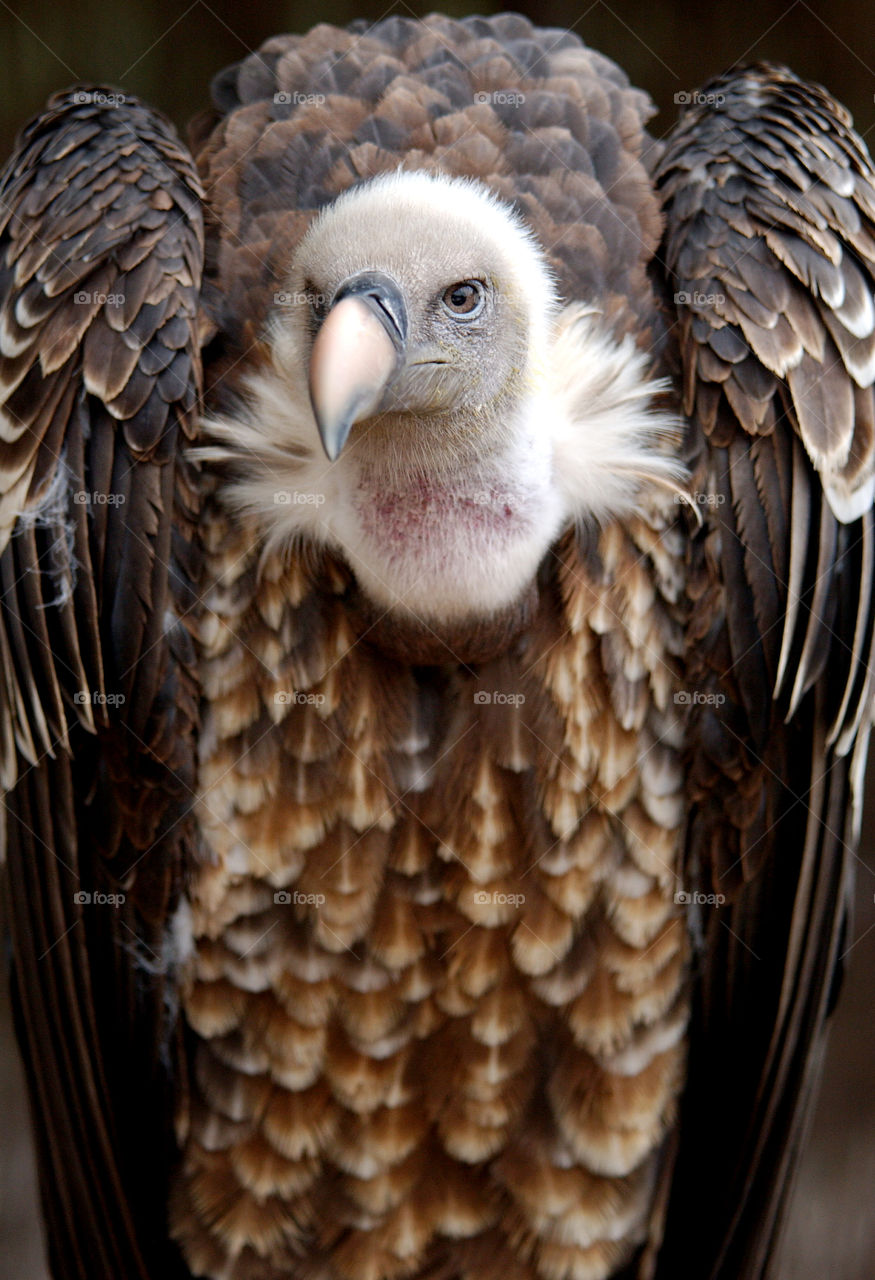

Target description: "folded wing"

left=653, top=63, right=875, bottom=1280
left=0, top=88, right=204, bottom=1280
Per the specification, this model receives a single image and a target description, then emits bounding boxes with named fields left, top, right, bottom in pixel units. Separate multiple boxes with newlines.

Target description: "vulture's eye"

left=440, top=280, right=486, bottom=319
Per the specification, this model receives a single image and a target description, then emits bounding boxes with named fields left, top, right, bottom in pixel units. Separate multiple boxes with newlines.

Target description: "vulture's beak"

left=308, top=270, right=408, bottom=461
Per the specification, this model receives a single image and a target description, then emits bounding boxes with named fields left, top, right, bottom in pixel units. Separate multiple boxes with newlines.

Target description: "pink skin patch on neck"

left=357, top=474, right=524, bottom=554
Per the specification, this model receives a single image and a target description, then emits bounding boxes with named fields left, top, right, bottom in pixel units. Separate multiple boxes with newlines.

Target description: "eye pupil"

left=442, top=280, right=484, bottom=317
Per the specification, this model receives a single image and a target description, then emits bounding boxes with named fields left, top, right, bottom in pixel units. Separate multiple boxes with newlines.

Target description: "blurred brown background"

left=1, top=2, right=875, bottom=1278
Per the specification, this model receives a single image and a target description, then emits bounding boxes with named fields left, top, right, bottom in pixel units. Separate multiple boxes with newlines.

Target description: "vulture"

left=2, top=13, right=875, bottom=1280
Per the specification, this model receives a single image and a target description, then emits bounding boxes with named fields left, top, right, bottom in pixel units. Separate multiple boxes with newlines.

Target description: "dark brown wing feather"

left=0, top=88, right=204, bottom=1279
left=653, top=64, right=875, bottom=1280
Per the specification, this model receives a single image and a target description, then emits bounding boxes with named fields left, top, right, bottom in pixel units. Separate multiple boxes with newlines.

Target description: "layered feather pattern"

left=0, top=20, right=874, bottom=1280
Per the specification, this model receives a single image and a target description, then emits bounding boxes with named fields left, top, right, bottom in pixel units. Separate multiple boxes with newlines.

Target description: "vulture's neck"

left=200, top=306, right=683, bottom=654
left=328, top=395, right=566, bottom=634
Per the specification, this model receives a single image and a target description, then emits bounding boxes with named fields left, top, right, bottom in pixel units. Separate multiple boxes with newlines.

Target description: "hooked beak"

left=308, top=270, right=408, bottom=461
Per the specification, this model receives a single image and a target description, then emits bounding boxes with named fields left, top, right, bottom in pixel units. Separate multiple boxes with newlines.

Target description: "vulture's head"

left=297, top=171, right=556, bottom=464
left=204, top=171, right=682, bottom=625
